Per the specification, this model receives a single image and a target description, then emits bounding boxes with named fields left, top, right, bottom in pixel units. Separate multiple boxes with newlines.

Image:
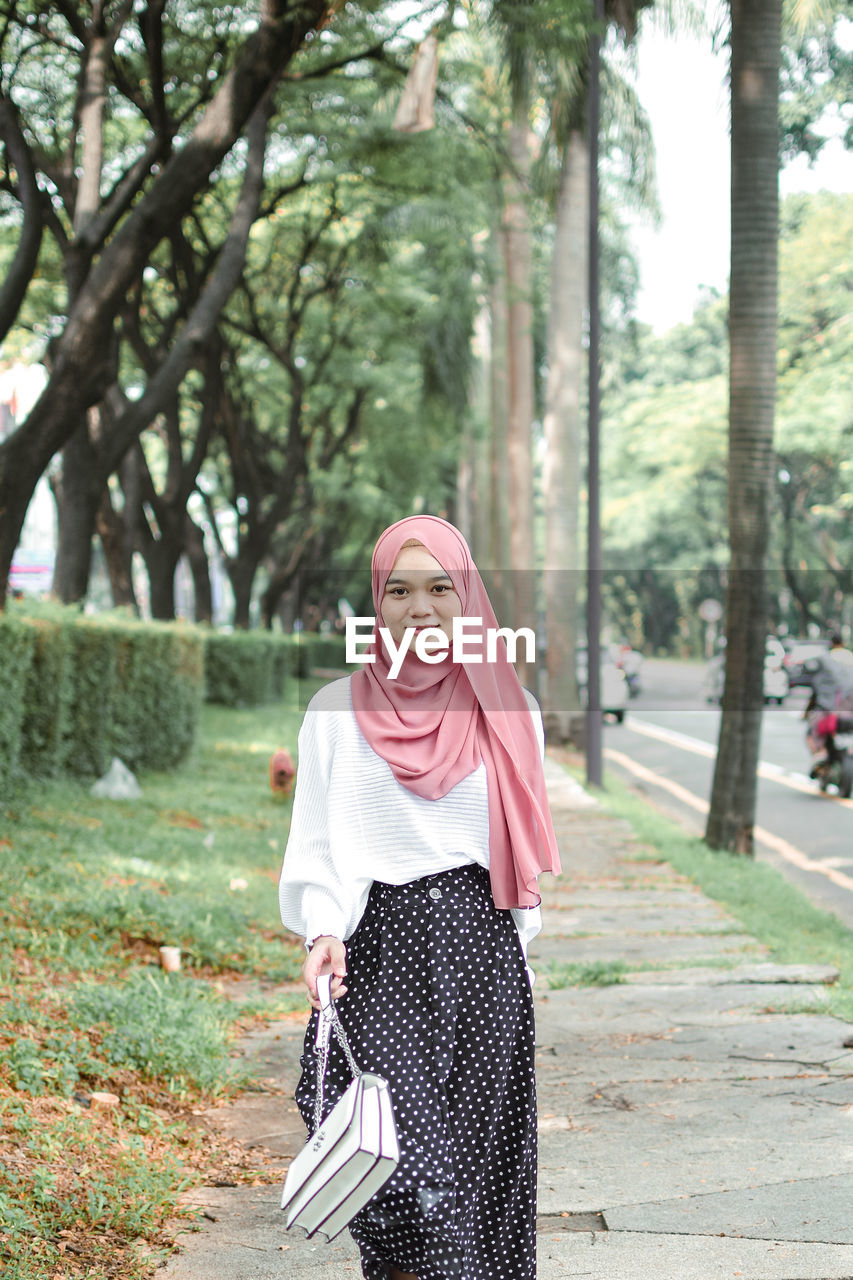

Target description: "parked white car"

left=705, top=636, right=790, bottom=705
left=576, top=645, right=628, bottom=722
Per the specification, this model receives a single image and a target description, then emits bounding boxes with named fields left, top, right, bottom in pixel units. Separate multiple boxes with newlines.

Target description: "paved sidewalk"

left=161, top=759, right=853, bottom=1280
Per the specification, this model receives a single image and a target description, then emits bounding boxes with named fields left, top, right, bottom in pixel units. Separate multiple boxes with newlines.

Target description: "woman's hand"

left=302, top=935, right=348, bottom=1010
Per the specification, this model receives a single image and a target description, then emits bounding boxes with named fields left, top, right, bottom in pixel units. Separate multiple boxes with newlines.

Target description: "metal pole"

left=586, top=0, right=604, bottom=787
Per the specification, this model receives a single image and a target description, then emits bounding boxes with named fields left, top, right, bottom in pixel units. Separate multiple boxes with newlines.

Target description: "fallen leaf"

left=161, top=810, right=204, bottom=829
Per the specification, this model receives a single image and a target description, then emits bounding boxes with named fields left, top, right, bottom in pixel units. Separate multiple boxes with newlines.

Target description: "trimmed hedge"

left=287, top=633, right=350, bottom=679
left=74, top=618, right=204, bottom=775
left=203, top=632, right=349, bottom=707
left=1, top=607, right=354, bottom=791
left=21, top=610, right=75, bottom=777
left=4, top=606, right=205, bottom=785
left=203, top=632, right=289, bottom=708
left=0, top=615, right=37, bottom=795
left=63, top=620, right=122, bottom=778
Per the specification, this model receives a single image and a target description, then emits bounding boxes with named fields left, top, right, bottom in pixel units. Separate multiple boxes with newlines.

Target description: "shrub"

left=204, top=631, right=289, bottom=707
left=4, top=605, right=205, bottom=781
left=109, top=624, right=204, bottom=772
left=288, top=632, right=349, bottom=679
left=19, top=610, right=75, bottom=778
left=0, top=615, right=36, bottom=794
left=62, top=619, right=122, bottom=777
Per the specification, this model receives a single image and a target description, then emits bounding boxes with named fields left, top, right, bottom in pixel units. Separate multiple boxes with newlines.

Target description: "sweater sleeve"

left=278, top=696, right=352, bottom=947
left=515, top=688, right=546, bottom=983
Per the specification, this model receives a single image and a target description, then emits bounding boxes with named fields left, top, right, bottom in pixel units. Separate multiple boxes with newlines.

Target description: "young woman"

left=279, top=515, right=560, bottom=1280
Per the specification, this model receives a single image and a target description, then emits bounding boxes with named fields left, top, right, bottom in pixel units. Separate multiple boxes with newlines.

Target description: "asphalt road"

left=602, top=657, right=853, bottom=929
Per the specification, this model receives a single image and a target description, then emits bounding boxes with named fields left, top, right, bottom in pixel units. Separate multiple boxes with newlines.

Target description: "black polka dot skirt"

left=295, top=863, right=537, bottom=1280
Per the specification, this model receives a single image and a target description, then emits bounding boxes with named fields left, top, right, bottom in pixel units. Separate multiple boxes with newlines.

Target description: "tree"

left=705, top=0, right=781, bottom=853
left=57, top=97, right=274, bottom=606
left=182, top=46, right=486, bottom=626
left=538, top=1, right=655, bottom=739
left=592, top=189, right=852, bottom=653
left=488, top=0, right=538, bottom=680
left=0, top=0, right=337, bottom=605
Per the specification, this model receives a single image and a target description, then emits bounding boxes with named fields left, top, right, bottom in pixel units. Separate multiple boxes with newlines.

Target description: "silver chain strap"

left=312, top=999, right=362, bottom=1133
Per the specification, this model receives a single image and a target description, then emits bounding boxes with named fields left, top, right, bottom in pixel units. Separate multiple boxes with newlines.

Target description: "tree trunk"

left=51, top=417, right=103, bottom=602
left=73, top=27, right=110, bottom=238
left=503, top=110, right=537, bottom=684
left=261, top=570, right=288, bottom=631
left=228, top=554, right=262, bottom=630
left=489, top=214, right=512, bottom=621
left=543, top=129, right=587, bottom=742
left=141, top=534, right=182, bottom=621
left=0, top=93, right=44, bottom=344
left=96, top=486, right=138, bottom=611
left=706, top=0, right=781, bottom=853
left=468, top=291, right=493, bottom=567
left=456, top=417, right=475, bottom=549
left=185, top=515, right=212, bottom=624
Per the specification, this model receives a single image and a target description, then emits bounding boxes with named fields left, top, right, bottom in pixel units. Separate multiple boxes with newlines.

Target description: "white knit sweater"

left=278, top=676, right=544, bottom=963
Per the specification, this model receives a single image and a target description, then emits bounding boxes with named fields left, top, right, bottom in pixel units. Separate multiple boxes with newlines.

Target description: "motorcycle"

left=614, top=643, right=643, bottom=699
left=785, top=651, right=853, bottom=798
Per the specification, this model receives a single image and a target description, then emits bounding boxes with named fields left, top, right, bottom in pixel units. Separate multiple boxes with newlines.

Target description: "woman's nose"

left=409, top=591, right=434, bottom=617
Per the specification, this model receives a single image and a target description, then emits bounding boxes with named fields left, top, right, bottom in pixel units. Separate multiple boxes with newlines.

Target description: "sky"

left=629, top=19, right=853, bottom=333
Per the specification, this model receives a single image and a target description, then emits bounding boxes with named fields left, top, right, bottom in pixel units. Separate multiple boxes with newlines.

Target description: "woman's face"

left=380, top=544, right=462, bottom=650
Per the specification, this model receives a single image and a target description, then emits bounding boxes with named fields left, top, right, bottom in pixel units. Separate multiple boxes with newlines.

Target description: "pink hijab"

left=350, top=515, right=560, bottom=909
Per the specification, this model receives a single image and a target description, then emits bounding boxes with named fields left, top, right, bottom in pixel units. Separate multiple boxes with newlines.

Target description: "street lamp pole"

left=586, top=0, right=604, bottom=787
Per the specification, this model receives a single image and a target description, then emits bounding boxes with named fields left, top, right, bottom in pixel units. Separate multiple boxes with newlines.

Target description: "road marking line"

left=605, top=747, right=709, bottom=815
left=626, top=717, right=716, bottom=760
left=605, top=747, right=853, bottom=894
left=626, top=716, right=853, bottom=807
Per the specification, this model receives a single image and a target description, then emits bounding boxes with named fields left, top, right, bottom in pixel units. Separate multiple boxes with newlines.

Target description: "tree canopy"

left=601, top=190, right=853, bottom=650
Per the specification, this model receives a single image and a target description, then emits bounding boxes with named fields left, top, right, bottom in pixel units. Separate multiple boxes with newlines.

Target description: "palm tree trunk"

left=503, top=110, right=536, bottom=683
left=489, top=213, right=512, bottom=621
left=706, top=0, right=781, bottom=853
left=460, top=291, right=492, bottom=562
left=543, top=129, right=587, bottom=741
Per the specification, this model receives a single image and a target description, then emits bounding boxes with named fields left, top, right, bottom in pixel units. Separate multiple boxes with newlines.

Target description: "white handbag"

left=281, top=973, right=400, bottom=1242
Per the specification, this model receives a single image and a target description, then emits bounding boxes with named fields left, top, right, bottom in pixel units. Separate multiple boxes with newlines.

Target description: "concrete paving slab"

left=530, top=931, right=763, bottom=964
left=614, top=859, right=682, bottom=878
left=605, top=1173, right=853, bottom=1244
left=536, top=1229, right=853, bottom=1279
left=157, top=761, right=853, bottom=1280
left=543, top=758, right=600, bottom=809
left=165, top=1187, right=362, bottom=1278
left=548, top=888, right=716, bottom=909
left=166, top=1196, right=853, bottom=1280
left=535, top=987, right=847, bottom=1053
left=541, top=905, right=738, bottom=934
left=536, top=1051, right=828, bottom=1085
left=201, top=1019, right=308, bottom=1159
left=624, top=962, right=841, bottom=986
left=536, top=1069, right=849, bottom=1213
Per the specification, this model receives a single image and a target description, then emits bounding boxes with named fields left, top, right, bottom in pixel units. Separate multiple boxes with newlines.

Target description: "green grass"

left=0, top=696, right=316, bottom=984
left=0, top=683, right=320, bottom=1279
left=542, top=959, right=628, bottom=989
left=598, top=769, right=853, bottom=1024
